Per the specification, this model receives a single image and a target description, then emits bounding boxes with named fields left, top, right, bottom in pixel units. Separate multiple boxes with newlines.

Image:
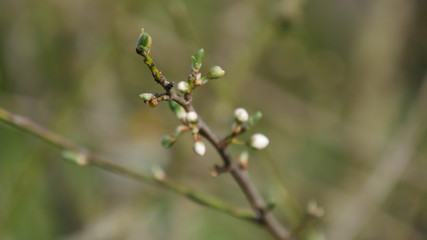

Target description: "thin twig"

left=0, top=107, right=257, bottom=223
left=137, top=44, right=292, bottom=240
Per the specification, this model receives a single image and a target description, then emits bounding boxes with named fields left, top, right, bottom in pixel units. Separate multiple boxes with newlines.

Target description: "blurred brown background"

left=1, top=0, right=427, bottom=239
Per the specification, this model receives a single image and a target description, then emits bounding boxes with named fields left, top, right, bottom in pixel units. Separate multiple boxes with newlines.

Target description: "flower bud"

left=176, top=125, right=189, bottom=134
left=161, top=135, right=176, bottom=148
left=151, top=165, right=166, bottom=181
left=186, top=111, right=198, bottom=123
left=234, top=108, right=249, bottom=123
left=238, top=151, right=249, bottom=169
left=168, top=101, right=187, bottom=120
left=139, top=93, right=154, bottom=101
left=249, top=133, right=269, bottom=150
left=207, top=66, right=225, bottom=79
left=193, top=141, right=206, bottom=156
left=177, top=81, right=190, bottom=93
left=136, top=28, right=152, bottom=52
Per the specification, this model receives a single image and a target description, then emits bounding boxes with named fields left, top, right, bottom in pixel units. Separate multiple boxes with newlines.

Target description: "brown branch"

left=137, top=44, right=291, bottom=240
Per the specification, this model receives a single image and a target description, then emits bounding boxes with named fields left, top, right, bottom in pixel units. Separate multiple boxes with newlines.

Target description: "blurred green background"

left=1, top=0, right=427, bottom=239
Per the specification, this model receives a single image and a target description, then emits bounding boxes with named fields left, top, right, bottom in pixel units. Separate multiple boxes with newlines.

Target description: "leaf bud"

left=207, top=66, right=225, bottom=79
left=136, top=28, right=152, bottom=52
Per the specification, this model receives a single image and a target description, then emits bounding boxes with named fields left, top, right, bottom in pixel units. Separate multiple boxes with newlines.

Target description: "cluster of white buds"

left=137, top=34, right=270, bottom=160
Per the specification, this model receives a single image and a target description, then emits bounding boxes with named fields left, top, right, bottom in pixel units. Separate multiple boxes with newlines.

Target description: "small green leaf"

left=191, top=48, right=204, bottom=71
left=161, top=135, right=176, bottom=148
left=246, top=111, right=262, bottom=128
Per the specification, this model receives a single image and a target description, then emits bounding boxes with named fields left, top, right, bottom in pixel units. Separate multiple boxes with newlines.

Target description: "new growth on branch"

left=136, top=28, right=269, bottom=160
left=134, top=28, right=304, bottom=240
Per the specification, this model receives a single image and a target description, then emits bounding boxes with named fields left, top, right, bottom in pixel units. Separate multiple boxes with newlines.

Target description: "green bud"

left=246, top=111, right=262, bottom=128
left=62, top=150, right=88, bottom=166
left=139, top=93, right=154, bottom=101
left=136, top=28, right=152, bottom=52
left=207, top=66, right=225, bottom=79
left=168, top=100, right=187, bottom=120
left=191, top=48, right=204, bottom=71
left=161, top=135, right=176, bottom=148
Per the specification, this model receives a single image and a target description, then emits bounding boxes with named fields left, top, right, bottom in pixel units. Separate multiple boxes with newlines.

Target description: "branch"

left=0, top=107, right=257, bottom=223
left=136, top=31, right=292, bottom=240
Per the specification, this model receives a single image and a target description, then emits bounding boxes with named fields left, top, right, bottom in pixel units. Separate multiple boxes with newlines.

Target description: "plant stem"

left=137, top=48, right=291, bottom=240
left=0, top=107, right=256, bottom=223
left=199, top=120, right=291, bottom=240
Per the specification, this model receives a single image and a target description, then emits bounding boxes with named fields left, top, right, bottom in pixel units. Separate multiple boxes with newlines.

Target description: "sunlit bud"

left=186, top=111, right=199, bottom=123
left=139, top=93, right=154, bottom=101
left=238, top=151, right=249, bottom=169
left=161, top=135, right=176, bottom=148
left=249, top=133, right=269, bottom=150
left=177, top=81, right=191, bottom=93
left=234, top=108, right=249, bottom=123
left=136, top=28, right=152, bottom=52
left=151, top=165, right=166, bottom=181
left=191, top=48, right=204, bottom=71
left=207, top=66, right=225, bottom=79
left=193, top=141, right=206, bottom=156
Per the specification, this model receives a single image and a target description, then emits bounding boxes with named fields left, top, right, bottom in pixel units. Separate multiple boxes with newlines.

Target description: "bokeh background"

left=1, top=0, right=427, bottom=239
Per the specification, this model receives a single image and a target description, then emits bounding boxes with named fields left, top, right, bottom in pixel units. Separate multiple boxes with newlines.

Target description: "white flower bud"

left=177, top=81, right=190, bottom=93
left=208, top=66, right=225, bottom=79
left=139, top=93, right=154, bottom=101
left=186, top=111, right=199, bottom=123
left=250, top=133, right=269, bottom=150
left=175, top=107, right=187, bottom=120
left=193, top=141, right=206, bottom=156
left=234, top=108, right=249, bottom=123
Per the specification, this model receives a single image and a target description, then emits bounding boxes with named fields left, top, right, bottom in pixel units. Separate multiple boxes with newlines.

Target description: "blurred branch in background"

left=0, top=107, right=257, bottom=223
left=328, top=73, right=427, bottom=240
